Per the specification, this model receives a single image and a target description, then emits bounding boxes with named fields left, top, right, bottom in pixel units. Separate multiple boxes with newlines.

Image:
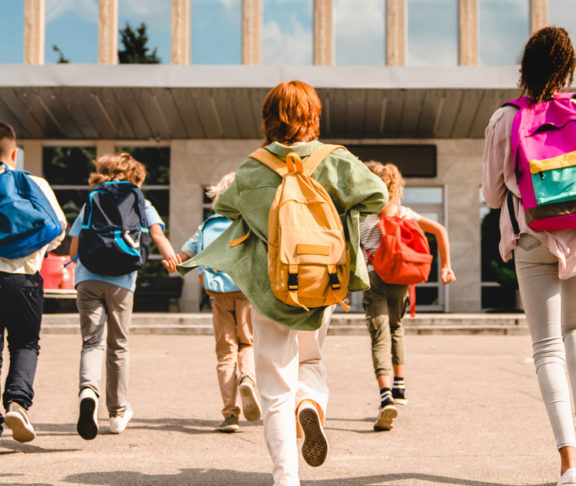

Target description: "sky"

left=0, top=0, right=574, bottom=66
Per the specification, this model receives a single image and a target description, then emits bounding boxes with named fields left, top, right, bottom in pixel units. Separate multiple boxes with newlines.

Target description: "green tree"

left=52, top=45, right=69, bottom=63
left=118, top=22, right=161, bottom=64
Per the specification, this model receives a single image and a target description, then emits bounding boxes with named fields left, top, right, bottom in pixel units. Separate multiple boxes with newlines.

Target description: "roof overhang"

left=0, top=65, right=521, bottom=140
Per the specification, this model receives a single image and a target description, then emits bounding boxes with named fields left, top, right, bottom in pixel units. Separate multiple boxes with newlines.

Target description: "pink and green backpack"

left=505, top=92, right=576, bottom=231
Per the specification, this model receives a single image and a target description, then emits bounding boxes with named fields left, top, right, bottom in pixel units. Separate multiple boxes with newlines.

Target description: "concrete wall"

left=170, top=138, right=486, bottom=313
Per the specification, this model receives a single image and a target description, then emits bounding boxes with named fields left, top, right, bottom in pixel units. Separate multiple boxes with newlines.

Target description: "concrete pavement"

left=0, top=333, right=559, bottom=485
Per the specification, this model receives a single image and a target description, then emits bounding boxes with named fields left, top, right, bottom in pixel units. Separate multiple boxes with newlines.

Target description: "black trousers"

left=0, top=271, right=43, bottom=417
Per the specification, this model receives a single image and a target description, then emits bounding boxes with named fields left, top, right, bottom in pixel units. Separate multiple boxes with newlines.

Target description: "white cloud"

left=262, top=19, right=313, bottom=65
left=333, top=0, right=385, bottom=65
left=46, top=0, right=98, bottom=24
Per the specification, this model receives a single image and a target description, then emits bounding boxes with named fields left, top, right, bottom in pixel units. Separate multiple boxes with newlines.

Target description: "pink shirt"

left=482, top=105, right=576, bottom=279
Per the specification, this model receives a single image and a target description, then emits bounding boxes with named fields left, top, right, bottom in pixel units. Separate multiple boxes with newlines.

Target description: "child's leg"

left=77, top=281, right=108, bottom=399
left=388, top=284, right=409, bottom=370
left=101, top=284, right=133, bottom=416
left=362, top=273, right=394, bottom=384
left=212, top=296, right=241, bottom=419
left=251, top=306, right=300, bottom=485
left=235, top=297, right=255, bottom=381
left=2, top=273, right=43, bottom=411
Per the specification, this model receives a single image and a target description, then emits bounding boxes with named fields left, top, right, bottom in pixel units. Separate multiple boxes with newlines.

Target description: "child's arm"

left=149, top=223, right=182, bottom=273
left=417, top=217, right=456, bottom=285
left=69, top=236, right=78, bottom=259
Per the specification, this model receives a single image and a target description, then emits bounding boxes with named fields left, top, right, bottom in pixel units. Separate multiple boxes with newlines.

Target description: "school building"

left=0, top=0, right=571, bottom=313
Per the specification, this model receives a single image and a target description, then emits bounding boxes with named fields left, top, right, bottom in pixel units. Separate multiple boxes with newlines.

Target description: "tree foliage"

left=118, top=22, right=161, bottom=64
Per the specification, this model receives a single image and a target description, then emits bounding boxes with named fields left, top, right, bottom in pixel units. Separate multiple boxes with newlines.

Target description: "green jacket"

left=178, top=140, right=388, bottom=330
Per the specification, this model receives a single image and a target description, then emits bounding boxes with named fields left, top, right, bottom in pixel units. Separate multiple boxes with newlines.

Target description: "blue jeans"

left=0, top=272, right=43, bottom=418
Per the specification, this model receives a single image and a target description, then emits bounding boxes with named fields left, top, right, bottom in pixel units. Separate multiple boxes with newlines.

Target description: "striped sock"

left=379, top=388, right=393, bottom=408
left=392, top=377, right=406, bottom=401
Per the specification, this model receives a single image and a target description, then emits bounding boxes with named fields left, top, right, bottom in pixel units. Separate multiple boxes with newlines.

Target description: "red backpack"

left=367, top=214, right=433, bottom=316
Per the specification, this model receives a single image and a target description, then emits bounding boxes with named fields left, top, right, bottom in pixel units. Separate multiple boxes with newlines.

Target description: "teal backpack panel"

left=198, top=214, right=241, bottom=294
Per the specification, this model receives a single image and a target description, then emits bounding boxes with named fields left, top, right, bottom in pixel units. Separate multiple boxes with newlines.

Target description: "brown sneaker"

left=217, top=415, right=239, bottom=433
left=239, top=376, right=262, bottom=422
left=297, top=401, right=327, bottom=467
left=4, top=402, right=35, bottom=442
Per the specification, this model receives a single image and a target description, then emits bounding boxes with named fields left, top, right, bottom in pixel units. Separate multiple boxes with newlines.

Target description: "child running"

left=0, top=122, right=67, bottom=442
left=69, top=152, right=180, bottom=440
left=360, top=162, right=455, bottom=431
left=179, top=81, right=388, bottom=485
left=171, top=172, right=261, bottom=433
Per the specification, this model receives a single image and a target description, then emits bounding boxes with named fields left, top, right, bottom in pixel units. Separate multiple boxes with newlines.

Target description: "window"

left=407, top=0, right=458, bottom=66
left=262, top=0, right=313, bottom=65
left=403, top=187, right=446, bottom=312
left=191, top=0, right=242, bottom=64
left=549, top=0, right=576, bottom=47
left=478, top=0, right=529, bottom=65
left=0, top=1, right=24, bottom=63
left=346, top=145, right=437, bottom=178
left=118, top=0, right=171, bottom=64
left=334, top=0, right=385, bottom=65
left=117, top=146, right=171, bottom=281
left=480, top=191, right=519, bottom=310
left=45, top=0, right=98, bottom=63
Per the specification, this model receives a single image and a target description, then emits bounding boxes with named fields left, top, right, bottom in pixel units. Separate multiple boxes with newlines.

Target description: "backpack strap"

left=302, top=144, right=346, bottom=175
left=249, top=148, right=288, bottom=177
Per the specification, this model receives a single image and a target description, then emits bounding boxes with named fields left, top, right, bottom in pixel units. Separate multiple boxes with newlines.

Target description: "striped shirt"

left=360, top=205, right=422, bottom=271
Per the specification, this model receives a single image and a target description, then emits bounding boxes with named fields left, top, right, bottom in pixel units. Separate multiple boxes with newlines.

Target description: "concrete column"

left=242, top=0, right=261, bottom=65
left=98, top=0, right=118, bottom=65
left=314, top=0, right=333, bottom=65
left=458, top=0, right=477, bottom=66
left=530, top=0, right=548, bottom=33
left=20, top=141, right=43, bottom=176
left=24, top=0, right=45, bottom=65
left=386, top=0, right=405, bottom=66
left=172, top=0, right=190, bottom=65
left=97, top=140, right=116, bottom=157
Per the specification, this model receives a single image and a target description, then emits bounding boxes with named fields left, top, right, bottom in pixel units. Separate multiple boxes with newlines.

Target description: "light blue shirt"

left=69, top=200, right=164, bottom=292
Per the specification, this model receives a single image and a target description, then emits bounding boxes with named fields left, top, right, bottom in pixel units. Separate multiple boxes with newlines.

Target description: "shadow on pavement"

left=128, top=417, right=262, bottom=435
left=64, top=469, right=553, bottom=486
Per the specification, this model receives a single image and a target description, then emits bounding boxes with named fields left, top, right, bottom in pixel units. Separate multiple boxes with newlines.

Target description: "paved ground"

left=0, top=333, right=561, bottom=485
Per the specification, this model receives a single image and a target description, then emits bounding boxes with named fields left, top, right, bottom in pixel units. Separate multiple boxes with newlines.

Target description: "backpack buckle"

left=328, top=272, right=341, bottom=290
left=288, top=272, right=299, bottom=291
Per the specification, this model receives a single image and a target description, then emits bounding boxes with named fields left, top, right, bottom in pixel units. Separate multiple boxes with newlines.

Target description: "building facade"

left=1, top=0, right=573, bottom=312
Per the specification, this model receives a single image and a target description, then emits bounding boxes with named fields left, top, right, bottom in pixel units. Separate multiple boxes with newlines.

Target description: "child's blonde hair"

left=88, top=152, right=146, bottom=187
left=206, top=172, right=235, bottom=208
left=365, top=161, right=405, bottom=204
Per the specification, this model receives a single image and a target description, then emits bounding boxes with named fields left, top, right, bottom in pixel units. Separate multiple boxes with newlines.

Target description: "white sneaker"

left=239, top=376, right=262, bottom=422
left=297, top=401, right=328, bottom=467
left=558, top=468, right=576, bottom=486
left=77, top=388, right=99, bottom=440
left=4, top=402, right=35, bottom=443
left=109, top=404, right=133, bottom=434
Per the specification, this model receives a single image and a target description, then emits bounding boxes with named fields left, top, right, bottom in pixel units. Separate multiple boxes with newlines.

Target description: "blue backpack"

left=198, top=214, right=242, bottom=296
left=78, top=181, right=149, bottom=276
left=0, top=162, right=62, bottom=259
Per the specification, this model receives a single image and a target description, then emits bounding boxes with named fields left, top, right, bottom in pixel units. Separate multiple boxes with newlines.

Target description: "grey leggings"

left=515, top=234, right=576, bottom=449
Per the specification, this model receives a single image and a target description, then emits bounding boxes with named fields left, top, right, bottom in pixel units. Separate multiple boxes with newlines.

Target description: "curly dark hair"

left=519, top=26, right=575, bottom=103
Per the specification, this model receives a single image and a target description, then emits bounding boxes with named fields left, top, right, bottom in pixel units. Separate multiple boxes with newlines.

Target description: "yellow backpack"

left=249, top=144, right=350, bottom=311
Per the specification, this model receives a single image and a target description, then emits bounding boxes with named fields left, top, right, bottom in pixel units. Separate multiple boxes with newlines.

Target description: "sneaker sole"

left=299, top=408, right=328, bottom=467
left=4, top=412, right=35, bottom=443
left=393, top=398, right=408, bottom=406
left=77, top=398, right=98, bottom=440
left=239, top=383, right=262, bottom=422
left=217, top=425, right=239, bottom=433
left=374, top=406, right=398, bottom=431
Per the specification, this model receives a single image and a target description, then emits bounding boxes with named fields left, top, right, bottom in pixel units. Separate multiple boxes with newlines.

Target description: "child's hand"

left=441, top=266, right=456, bottom=284
left=162, top=254, right=182, bottom=273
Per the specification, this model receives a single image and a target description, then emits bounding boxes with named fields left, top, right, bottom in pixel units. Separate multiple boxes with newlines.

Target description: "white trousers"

left=515, top=234, right=576, bottom=449
left=251, top=306, right=332, bottom=486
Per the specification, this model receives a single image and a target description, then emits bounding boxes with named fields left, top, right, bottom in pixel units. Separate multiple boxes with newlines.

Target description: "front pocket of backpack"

left=278, top=226, right=347, bottom=265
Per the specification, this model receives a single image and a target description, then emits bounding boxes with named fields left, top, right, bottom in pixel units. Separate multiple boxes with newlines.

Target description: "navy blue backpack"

left=0, top=162, right=62, bottom=259
left=78, top=181, right=149, bottom=276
